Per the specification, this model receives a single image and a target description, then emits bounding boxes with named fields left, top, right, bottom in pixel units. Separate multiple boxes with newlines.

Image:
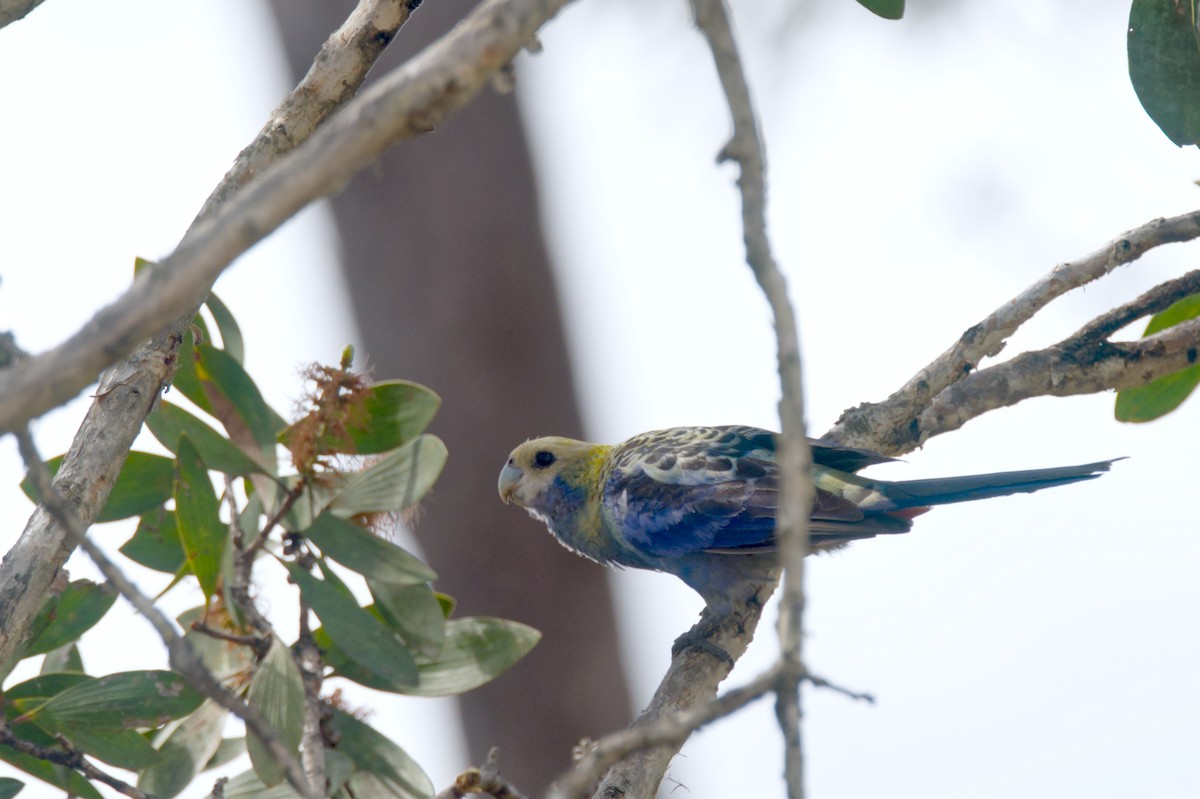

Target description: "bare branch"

left=437, top=748, right=527, bottom=799
left=0, top=723, right=151, bottom=799
left=14, top=428, right=320, bottom=799
left=0, top=0, right=46, bottom=30
left=827, top=210, right=1200, bottom=453
left=688, top=0, right=809, bottom=796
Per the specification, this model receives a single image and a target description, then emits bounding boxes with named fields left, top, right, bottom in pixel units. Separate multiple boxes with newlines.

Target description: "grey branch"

left=827, top=210, right=1200, bottom=454
left=0, top=0, right=46, bottom=29
left=15, top=429, right=320, bottom=799
left=0, top=723, right=151, bottom=799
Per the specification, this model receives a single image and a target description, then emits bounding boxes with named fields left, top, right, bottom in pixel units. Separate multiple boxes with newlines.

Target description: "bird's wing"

left=601, top=426, right=911, bottom=557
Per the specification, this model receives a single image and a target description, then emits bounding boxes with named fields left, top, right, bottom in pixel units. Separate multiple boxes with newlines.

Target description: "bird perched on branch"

left=498, top=425, right=1116, bottom=613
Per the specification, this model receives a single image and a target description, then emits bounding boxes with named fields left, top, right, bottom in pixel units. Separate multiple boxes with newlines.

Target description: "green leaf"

left=302, top=512, right=437, bottom=585
left=202, top=737, right=246, bottom=772
left=403, top=617, right=540, bottom=698
left=285, top=562, right=418, bottom=688
left=0, top=778, right=23, bottom=799
left=435, top=592, right=456, bottom=619
left=174, top=436, right=227, bottom=598
left=1128, top=0, right=1200, bottom=146
left=138, top=700, right=228, bottom=799
left=328, top=434, right=447, bottom=517
left=369, top=581, right=446, bottom=660
left=329, top=709, right=432, bottom=799
left=40, top=643, right=84, bottom=675
left=245, top=639, right=305, bottom=787
left=279, top=380, right=441, bottom=456
left=121, top=508, right=186, bottom=574
left=58, top=728, right=161, bottom=770
left=194, top=344, right=285, bottom=470
left=21, top=580, right=116, bottom=658
left=21, top=451, right=175, bottom=523
left=855, top=0, right=903, bottom=20
left=19, top=671, right=204, bottom=730
left=316, top=616, right=538, bottom=698
left=4, top=673, right=93, bottom=705
left=205, top=292, right=245, bottom=364
left=1115, top=293, right=1200, bottom=421
left=224, top=749, right=353, bottom=798
left=172, top=323, right=213, bottom=415
left=148, top=400, right=265, bottom=476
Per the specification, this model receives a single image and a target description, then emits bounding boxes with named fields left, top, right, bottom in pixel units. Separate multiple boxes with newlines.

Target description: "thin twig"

left=0, top=723, right=151, bottom=799
left=15, top=428, right=320, bottom=799
left=689, top=1, right=810, bottom=797
left=827, top=209, right=1200, bottom=453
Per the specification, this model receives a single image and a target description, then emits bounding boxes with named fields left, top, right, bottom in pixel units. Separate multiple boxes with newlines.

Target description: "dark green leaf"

left=224, top=749, right=353, bottom=798
left=1128, top=0, right=1200, bottom=146
left=121, top=508, right=186, bottom=574
left=138, top=700, right=228, bottom=799
left=1115, top=293, right=1200, bottom=421
left=405, top=617, right=540, bottom=698
left=302, top=512, right=437, bottom=585
left=329, top=709, right=432, bottom=799
left=21, top=580, right=116, bottom=658
left=435, top=592, right=456, bottom=619
left=369, top=580, right=445, bottom=660
left=285, top=563, right=418, bottom=688
left=148, top=400, right=265, bottom=476
left=172, top=323, right=213, bottom=415
left=0, top=778, right=23, bottom=799
left=4, top=672, right=93, bottom=703
left=855, top=0, right=903, bottom=20
left=205, top=292, right=245, bottom=364
left=194, top=344, right=285, bottom=469
left=40, top=643, right=84, bottom=675
left=245, top=639, right=305, bottom=787
left=329, top=434, right=447, bottom=517
left=58, top=728, right=161, bottom=770
left=279, top=380, right=441, bottom=456
left=21, top=451, right=175, bottom=523
left=174, top=436, right=227, bottom=598
left=20, top=671, right=203, bottom=729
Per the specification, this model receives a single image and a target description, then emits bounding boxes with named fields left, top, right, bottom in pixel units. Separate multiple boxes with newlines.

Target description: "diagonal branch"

left=0, top=723, right=151, bottom=799
left=827, top=210, right=1200, bottom=454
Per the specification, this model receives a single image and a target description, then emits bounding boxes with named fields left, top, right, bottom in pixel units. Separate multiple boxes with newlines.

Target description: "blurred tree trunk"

left=266, top=1, right=633, bottom=789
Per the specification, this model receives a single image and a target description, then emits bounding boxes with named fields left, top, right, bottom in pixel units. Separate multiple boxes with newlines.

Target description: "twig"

left=296, top=596, right=329, bottom=793
left=689, top=1, right=810, bottom=797
left=437, top=748, right=527, bottom=799
left=827, top=210, right=1200, bottom=454
left=554, top=663, right=782, bottom=799
left=15, top=428, right=321, bottom=799
left=0, top=723, right=151, bottom=799
left=190, top=621, right=267, bottom=654
left=0, top=0, right=422, bottom=675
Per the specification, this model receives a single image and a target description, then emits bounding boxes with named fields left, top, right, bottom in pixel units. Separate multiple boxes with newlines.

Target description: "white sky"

left=2, top=1, right=1199, bottom=798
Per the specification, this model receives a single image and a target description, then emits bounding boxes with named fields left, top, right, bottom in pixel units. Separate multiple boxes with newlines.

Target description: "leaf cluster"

left=7, top=288, right=539, bottom=798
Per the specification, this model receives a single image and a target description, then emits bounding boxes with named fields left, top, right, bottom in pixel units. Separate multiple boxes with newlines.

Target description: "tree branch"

left=0, top=723, right=151, bottom=799
left=14, top=428, right=321, bottom=799
left=0, top=0, right=46, bottom=30
left=827, top=210, right=1200, bottom=454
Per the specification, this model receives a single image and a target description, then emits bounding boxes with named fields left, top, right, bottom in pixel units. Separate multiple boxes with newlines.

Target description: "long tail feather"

left=877, top=459, right=1121, bottom=509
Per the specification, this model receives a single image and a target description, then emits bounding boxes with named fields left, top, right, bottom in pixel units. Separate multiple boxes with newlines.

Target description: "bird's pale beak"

left=498, top=462, right=523, bottom=504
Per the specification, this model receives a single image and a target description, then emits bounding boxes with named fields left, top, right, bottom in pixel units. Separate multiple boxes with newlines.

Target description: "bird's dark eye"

left=533, top=450, right=556, bottom=469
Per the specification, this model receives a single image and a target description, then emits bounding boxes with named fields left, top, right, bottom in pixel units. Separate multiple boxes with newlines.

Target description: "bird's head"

left=498, top=436, right=608, bottom=512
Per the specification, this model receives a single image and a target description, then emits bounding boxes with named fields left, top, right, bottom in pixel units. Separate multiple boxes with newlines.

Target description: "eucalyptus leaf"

left=121, top=508, right=186, bottom=574
left=21, top=580, right=116, bottom=658
left=855, top=0, right=903, bottom=20
left=302, top=512, right=437, bottom=585
left=329, top=709, right=432, bottom=799
left=139, top=700, right=228, bottom=799
left=1116, top=293, right=1200, bottom=421
left=174, top=436, right=227, bottom=598
left=202, top=737, right=246, bottom=772
left=1128, top=0, right=1200, bottom=146
left=405, top=617, right=539, bottom=698
left=328, top=434, right=447, bottom=517
left=21, top=671, right=203, bottom=730
left=148, top=400, right=265, bottom=476
left=369, top=580, right=446, bottom=660
left=285, top=563, right=418, bottom=688
left=224, top=749, right=353, bottom=798
left=58, top=728, right=161, bottom=770
left=194, top=344, right=285, bottom=470
left=21, top=451, right=175, bottom=523
left=206, top=292, right=246, bottom=364
left=0, top=777, right=23, bottom=799
left=246, top=639, right=305, bottom=787
left=40, top=643, right=83, bottom=675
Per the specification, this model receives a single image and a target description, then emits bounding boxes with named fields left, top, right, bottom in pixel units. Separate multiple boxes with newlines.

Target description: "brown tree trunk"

left=266, top=2, right=633, bottom=790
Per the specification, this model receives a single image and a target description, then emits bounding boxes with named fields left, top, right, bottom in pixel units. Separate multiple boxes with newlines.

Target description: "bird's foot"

left=671, top=616, right=735, bottom=668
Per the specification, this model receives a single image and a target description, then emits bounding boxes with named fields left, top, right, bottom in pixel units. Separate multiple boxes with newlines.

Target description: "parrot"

left=498, top=425, right=1117, bottom=615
